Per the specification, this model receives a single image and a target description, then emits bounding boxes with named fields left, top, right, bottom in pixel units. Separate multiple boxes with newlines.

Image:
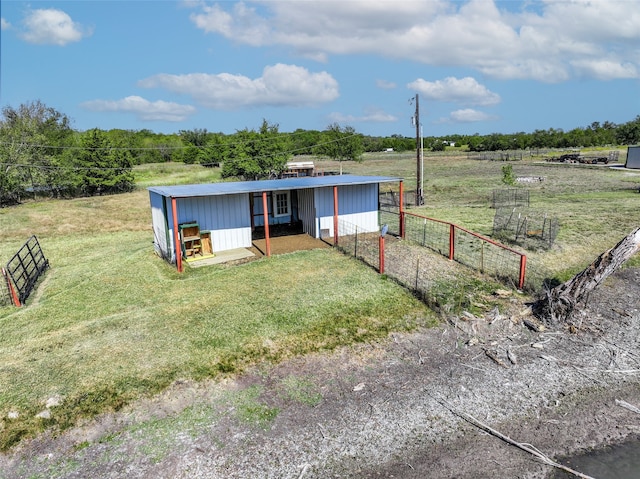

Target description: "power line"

left=0, top=128, right=344, bottom=152
left=0, top=133, right=360, bottom=163
left=0, top=132, right=362, bottom=172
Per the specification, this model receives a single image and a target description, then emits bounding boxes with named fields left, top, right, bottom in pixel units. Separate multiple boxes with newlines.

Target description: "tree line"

left=2, top=100, right=639, bottom=206
left=434, top=118, right=640, bottom=152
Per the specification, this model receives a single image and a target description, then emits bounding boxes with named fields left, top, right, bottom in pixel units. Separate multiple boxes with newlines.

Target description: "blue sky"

left=1, top=0, right=639, bottom=138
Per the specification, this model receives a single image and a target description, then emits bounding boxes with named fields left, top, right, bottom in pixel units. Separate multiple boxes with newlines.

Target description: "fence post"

left=519, top=255, right=527, bottom=290
left=422, top=219, right=427, bottom=246
left=262, top=191, right=271, bottom=257
left=449, top=224, right=455, bottom=260
left=399, top=181, right=405, bottom=239
left=333, top=185, right=339, bottom=246
left=379, top=235, right=385, bottom=274
left=2, top=267, right=21, bottom=307
left=354, top=225, right=358, bottom=257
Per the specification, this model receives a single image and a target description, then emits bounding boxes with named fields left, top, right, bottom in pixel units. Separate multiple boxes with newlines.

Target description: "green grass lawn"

left=0, top=184, right=432, bottom=449
left=1, top=151, right=639, bottom=449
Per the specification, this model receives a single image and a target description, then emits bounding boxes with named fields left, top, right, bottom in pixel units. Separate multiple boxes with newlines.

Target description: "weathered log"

left=534, top=227, right=640, bottom=325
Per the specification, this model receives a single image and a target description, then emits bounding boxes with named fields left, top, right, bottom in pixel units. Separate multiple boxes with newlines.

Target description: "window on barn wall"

left=273, top=191, right=291, bottom=217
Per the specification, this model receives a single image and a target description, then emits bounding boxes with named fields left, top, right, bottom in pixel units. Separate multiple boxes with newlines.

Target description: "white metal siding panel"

left=149, top=191, right=171, bottom=260
left=315, top=187, right=336, bottom=237
left=314, top=184, right=380, bottom=237
left=339, top=184, right=380, bottom=233
left=298, top=188, right=316, bottom=237
left=176, top=194, right=252, bottom=252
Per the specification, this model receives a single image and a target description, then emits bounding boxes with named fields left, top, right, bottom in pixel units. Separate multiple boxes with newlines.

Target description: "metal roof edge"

left=147, top=174, right=402, bottom=198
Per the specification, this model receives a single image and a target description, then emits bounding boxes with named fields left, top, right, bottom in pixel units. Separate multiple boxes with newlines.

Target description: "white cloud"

left=81, top=96, right=197, bottom=122
left=138, top=64, right=339, bottom=109
left=570, top=59, right=639, bottom=81
left=448, top=109, right=495, bottom=123
left=185, top=0, right=640, bottom=82
left=1, top=18, right=11, bottom=30
left=19, top=8, right=91, bottom=46
left=408, top=77, right=500, bottom=106
left=328, top=107, right=397, bottom=124
left=189, top=2, right=270, bottom=47
left=376, top=80, right=397, bottom=90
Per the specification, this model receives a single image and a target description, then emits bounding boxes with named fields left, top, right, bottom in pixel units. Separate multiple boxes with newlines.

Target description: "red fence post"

left=2, top=268, right=21, bottom=307
left=519, top=255, right=527, bottom=290
left=379, top=236, right=385, bottom=274
left=262, top=191, right=271, bottom=257
left=399, top=181, right=405, bottom=239
left=449, top=224, right=455, bottom=260
left=333, top=186, right=339, bottom=246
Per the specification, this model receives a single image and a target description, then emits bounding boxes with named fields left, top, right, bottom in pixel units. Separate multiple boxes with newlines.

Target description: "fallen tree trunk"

left=535, top=227, right=640, bottom=325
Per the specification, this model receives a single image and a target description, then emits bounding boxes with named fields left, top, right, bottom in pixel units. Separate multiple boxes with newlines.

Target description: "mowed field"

left=1, top=150, right=639, bottom=449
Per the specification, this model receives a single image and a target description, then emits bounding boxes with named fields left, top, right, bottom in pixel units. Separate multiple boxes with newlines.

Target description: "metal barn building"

left=148, top=175, right=401, bottom=271
left=625, top=146, right=640, bottom=169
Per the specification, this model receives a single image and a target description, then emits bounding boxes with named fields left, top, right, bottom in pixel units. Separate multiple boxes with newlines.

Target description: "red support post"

left=262, top=191, right=271, bottom=257
left=449, top=224, right=455, bottom=260
left=2, top=268, right=21, bottom=307
left=333, top=185, right=339, bottom=246
left=399, top=181, right=405, bottom=239
left=379, top=236, right=385, bottom=274
left=171, top=197, right=183, bottom=273
left=519, top=255, right=527, bottom=290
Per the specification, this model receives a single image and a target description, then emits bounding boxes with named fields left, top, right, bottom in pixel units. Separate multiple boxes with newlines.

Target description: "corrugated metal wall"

left=297, top=188, right=316, bottom=237
left=315, top=184, right=380, bottom=238
left=626, top=146, right=640, bottom=169
left=175, top=194, right=252, bottom=252
left=150, top=181, right=384, bottom=260
left=149, top=191, right=171, bottom=260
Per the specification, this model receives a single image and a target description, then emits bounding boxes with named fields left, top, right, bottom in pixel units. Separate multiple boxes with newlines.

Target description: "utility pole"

left=414, top=94, right=424, bottom=206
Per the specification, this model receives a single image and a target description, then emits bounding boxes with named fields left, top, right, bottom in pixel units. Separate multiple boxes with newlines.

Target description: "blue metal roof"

left=148, top=174, right=401, bottom=198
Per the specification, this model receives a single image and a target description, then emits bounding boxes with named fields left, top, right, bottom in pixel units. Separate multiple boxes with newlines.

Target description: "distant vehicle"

left=545, top=150, right=619, bottom=165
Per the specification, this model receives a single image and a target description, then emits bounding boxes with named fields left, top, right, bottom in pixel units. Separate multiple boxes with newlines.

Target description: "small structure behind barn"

left=148, top=174, right=402, bottom=271
left=625, top=146, right=640, bottom=169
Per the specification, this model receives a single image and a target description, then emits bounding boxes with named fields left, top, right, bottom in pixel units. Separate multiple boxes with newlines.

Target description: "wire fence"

left=492, top=207, right=559, bottom=250
left=492, top=189, right=530, bottom=209
left=402, top=212, right=527, bottom=289
left=337, top=206, right=530, bottom=297
left=335, top=220, right=380, bottom=271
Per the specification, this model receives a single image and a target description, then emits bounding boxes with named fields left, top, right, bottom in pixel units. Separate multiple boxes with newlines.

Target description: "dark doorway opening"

left=252, top=220, right=303, bottom=240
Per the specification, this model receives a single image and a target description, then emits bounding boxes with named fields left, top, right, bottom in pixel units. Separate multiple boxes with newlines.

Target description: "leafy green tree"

left=290, top=128, right=322, bottom=155
left=222, top=120, right=291, bottom=180
left=0, top=100, right=74, bottom=204
left=201, top=133, right=228, bottom=167
left=317, top=123, right=364, bottom=174
left=430, top=139, right=446, bottom=151
left=616, top=116, right=640, bottom=145
left=71, top=129, right=134, bottom=196
left=501, top=164, right=517, bottom=186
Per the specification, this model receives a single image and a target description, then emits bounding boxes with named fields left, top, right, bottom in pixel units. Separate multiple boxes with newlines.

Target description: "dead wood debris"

left=428, top=393, right=597, bottom=479
left=615, top=399, right=640, bottom=415
left=534, top=227, right=640, bottom=326
left=484, top=348, right=509, bottom=368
